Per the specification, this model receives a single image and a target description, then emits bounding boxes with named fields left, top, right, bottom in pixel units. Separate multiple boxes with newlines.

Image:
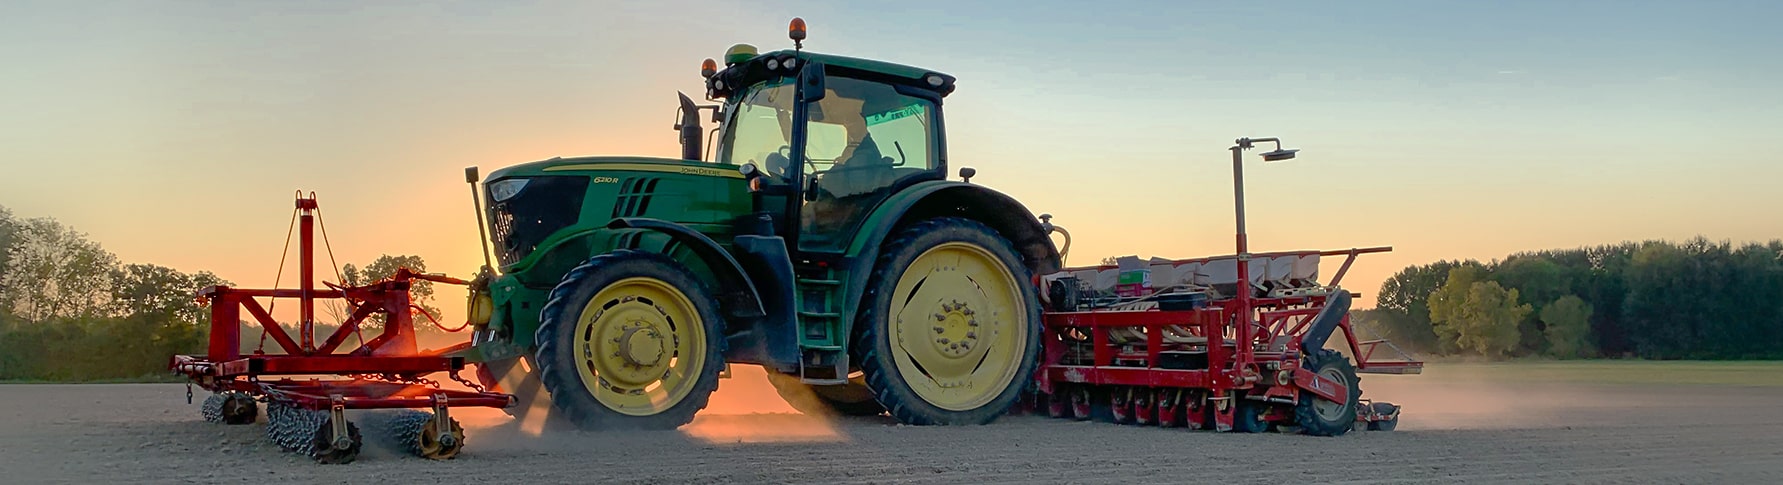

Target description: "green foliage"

left=1541, top=295, right=1595, bottom=358
left=0, top=217, right=119, bottom=321
left=0, top=210, right=234, bottom=381
left=1429, top=266, right=1530, bottom=357
left=1383, top=237, right=1780, bottom=361
left=341, top=254, right=443, bottom=331
left=1371, top=260, right=1473, bottom=353
left=1490, top=255, right=1573, bottom=354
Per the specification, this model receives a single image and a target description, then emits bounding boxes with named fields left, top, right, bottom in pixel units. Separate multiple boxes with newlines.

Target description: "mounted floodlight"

left=701, top=58, right=717, bottom=79
left=790, top=18, right=807, bottom=49
left=1260, top=148, right=1299, bottom=162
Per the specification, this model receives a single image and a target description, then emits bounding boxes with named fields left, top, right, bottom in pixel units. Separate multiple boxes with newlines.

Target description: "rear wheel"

left=1295, top=349, right=1361, bottom=436
left=766, top=370, right=886, bottom=417
left=854, top=218, right=1042, bottom=425
left=535, top=250, right=726, bottom=430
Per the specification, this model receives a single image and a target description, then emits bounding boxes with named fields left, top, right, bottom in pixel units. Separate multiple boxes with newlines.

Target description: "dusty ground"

left=4, top=365, right=1782, bottom=484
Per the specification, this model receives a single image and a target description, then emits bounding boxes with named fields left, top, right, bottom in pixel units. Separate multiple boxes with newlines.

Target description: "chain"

left=449, top=369, right=488, bottom=393
left=346, top=370, right=486, bottom=393
left=348, top=373, right=441, bottom=388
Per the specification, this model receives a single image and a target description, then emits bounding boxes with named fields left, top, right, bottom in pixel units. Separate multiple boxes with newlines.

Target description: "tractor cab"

left=701, top=43, right=957, bottom=254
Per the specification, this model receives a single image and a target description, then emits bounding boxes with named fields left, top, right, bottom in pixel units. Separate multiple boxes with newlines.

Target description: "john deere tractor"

left=460, top=20, right=1060, bottom=430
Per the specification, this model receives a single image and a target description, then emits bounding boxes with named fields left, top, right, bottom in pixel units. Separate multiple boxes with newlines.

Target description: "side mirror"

left=464, top=166, right=480, bottom=183
left=958, top=166, right=976, bottom=183
left=798, top=62, right=826, bottom=103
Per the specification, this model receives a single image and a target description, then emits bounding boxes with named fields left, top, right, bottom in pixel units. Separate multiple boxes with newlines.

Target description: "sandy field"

left=4, top=363, right=1782, bottom=484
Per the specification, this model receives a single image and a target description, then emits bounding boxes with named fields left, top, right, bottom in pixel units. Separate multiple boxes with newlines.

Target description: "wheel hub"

left=618, top=324, right=666, bottom=367
left=929, top=300, right=982, bottom=358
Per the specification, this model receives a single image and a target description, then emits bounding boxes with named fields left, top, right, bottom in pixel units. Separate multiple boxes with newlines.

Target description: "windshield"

left=717, top=77, right=934, bottom=182
left=716, top=79, right=796, bottom=178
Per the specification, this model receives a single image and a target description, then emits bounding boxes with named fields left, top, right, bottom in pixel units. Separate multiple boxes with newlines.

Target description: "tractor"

left=456, top=19, right=1060, bottom=429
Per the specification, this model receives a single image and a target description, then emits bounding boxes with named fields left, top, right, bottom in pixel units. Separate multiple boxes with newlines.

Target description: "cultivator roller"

left=172, top=193, right=512, bottom=463
left=1026, top=248, right=1422, bottom=435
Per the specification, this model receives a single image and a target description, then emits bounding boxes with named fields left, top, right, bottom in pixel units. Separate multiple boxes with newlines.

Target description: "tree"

left=1426, top=264, right=1482, bottom=352
left=1491, top=256, right=1569, bottom=356
left=1541, top=295, right=1594, bottom=358
left=0, top=205, right=16, bottom=322
left=111, top=264, right=229, bottom=323
left=1372, top=260, right=1473, bottom=353
left=1429, top=266, right=1529, bottom=357
left=0, top=218, right=118, bottom=321
left=340, top=255, right=442, bottom=331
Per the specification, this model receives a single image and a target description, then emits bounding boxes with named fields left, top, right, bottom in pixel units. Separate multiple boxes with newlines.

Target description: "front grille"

left=487, top=176, right=589, bottom=265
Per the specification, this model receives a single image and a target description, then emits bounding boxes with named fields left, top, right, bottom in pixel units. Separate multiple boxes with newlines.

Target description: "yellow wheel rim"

left=571, top=277, right=706, bottom=416
left=888, top=242, right=1028, bottom=411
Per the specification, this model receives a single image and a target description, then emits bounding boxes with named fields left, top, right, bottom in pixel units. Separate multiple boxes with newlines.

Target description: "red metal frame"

left=1034, top=246, right=1420, bottom=430
left=172, top=193, right=511, bottom=412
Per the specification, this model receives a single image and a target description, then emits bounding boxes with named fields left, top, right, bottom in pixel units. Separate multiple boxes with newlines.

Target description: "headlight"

left=766, top=58, right=780, bottom=70
left=488, top=178, right=529, bottom=202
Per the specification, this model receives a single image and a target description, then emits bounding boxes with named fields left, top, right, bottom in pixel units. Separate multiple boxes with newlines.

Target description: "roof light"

left=700, top=58, right=717, bottom=79
left=789, top=18, right=807, bottom=44
left=925, top=75, right=944, bottom=87
left=783, top=57, right=798, bottom=70
left=766, top=58, right=780, bottom=70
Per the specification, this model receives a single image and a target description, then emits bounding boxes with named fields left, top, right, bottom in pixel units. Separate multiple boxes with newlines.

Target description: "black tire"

left=480, top=355, right=576, bottom=432
left=854, top=217, right=1043, bottom=425
left=534, top=250, right=727, bottom=430
left=1230, top=398, right=1271, bottom=433
left=220, top=392, right=258, bottom=425
left=1295, top=349, right=1361, bottom=437
left=765, top=370, right=886, bottom=417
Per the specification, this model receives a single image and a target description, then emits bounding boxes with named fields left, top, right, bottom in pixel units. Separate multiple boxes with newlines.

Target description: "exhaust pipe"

left=676, top=92, right=704, bottom=161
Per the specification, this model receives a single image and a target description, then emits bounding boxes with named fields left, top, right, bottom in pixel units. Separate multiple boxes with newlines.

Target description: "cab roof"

left=707, top=49, right=957, bottom=100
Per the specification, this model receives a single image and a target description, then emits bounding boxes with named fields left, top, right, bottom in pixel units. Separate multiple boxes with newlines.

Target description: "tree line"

left=0, top=205, right=441, bottom=381
left=1359, top=237, right=1783, bottom=360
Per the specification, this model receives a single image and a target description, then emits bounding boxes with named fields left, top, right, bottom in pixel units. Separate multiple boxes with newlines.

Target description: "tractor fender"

left=606, top=217, right=766, bottom=320
left=839, top=181, right=1062, bottom=335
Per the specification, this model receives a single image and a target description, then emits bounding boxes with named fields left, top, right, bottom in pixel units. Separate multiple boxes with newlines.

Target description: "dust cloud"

left=440, top=363, right=845, bottom=447
left=1359, top=364, right=1635, bottom=431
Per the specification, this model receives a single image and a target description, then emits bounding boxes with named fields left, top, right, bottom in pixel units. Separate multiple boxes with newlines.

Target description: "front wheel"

left=854, top=217, right=1042, bottom=425
left=534, top=250, right=726, bottom=430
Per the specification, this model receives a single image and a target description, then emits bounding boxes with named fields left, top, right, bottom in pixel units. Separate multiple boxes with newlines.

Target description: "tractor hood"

left=485, top=155, right=744, bottom=181
left=481, top=156, right=750, bottom=274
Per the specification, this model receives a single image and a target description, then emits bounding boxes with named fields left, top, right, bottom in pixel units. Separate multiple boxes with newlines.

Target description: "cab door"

left=794, top=76, right=943, bottom=253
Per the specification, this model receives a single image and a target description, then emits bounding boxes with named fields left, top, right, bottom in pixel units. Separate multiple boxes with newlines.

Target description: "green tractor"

left=460, top=20, right=1061, bottom=430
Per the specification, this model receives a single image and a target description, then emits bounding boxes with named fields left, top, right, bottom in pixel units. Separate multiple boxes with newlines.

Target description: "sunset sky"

left=3, top=0, right=1779, bottom=327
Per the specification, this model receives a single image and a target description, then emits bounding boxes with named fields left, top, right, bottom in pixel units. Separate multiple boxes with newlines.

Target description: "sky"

left=2, top=0, right=1780, bottom=327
